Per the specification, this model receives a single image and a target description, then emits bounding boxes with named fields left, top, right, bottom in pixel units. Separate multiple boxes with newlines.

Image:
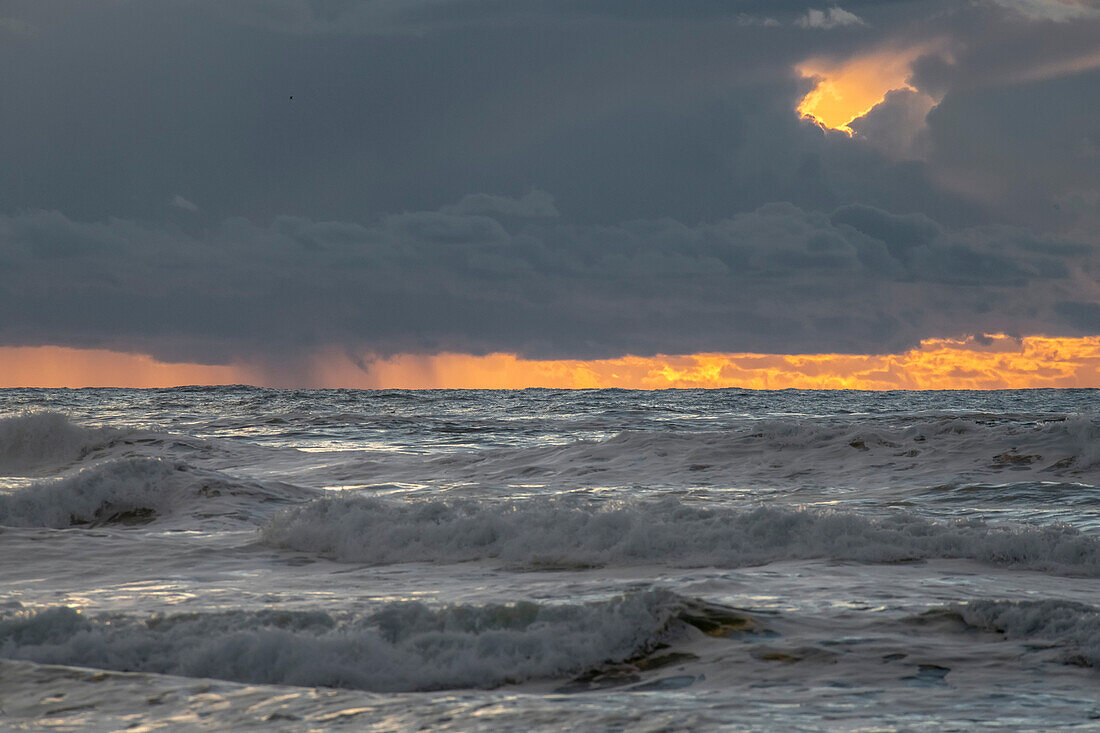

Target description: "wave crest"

left=0, top=412, right=121, bottom=474
left=0, top=458, right=310, bottom=528
left=262, top=496, right=1100, bottom=574
left=924, top=599, right=1100, bottom=667
left=0, top=590, right=722, bottom=691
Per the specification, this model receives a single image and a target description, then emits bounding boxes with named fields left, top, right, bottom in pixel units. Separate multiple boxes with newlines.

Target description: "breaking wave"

left=0, top=590, right=733, bottom=691
left=0, top=412, right=122, bottom=474
left=926, top=600, right=1100, bottom=667
left=262, top=496, right=1100, bottom=574
left=0, top=458, right=311, bottom=528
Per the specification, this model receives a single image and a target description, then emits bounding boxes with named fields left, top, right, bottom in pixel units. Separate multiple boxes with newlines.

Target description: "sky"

left=2, top=0, right=1099, bottom=388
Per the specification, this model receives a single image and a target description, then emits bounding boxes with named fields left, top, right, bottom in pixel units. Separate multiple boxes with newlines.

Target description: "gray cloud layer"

left=1, top=0, right=1098, bottom=362
left=1, top=198, right=1094, bottom=363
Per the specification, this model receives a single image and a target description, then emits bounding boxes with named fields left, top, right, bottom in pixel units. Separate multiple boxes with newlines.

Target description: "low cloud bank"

left=0, top=196, right=1096, bottom=367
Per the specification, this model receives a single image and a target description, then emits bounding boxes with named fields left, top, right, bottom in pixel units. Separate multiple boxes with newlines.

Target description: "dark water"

left=1, top=388, right=1098, bottom=730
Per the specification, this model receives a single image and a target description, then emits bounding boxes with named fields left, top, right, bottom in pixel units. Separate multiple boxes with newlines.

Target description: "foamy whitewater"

left=1, top=388, right=1098, bottom=730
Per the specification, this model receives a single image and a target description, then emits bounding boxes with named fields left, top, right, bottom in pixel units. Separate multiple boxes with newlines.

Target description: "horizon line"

left=2, top=335, right=1100, bottom=390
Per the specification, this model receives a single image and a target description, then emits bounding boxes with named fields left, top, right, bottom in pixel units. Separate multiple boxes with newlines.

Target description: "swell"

left=0, top=590, right=737, bottom=692
left=319, top=413, right=1100, bottom=491
left=9, top=412, right=1099, bottom=494
left=261, top=495, right=1100, bottom=575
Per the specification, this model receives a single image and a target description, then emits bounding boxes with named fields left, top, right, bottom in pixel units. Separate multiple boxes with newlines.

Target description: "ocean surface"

left=1, top=387, right=1098, bottom=730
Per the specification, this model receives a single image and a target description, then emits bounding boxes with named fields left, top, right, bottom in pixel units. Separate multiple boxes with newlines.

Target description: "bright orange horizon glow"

left=0, top=347, right=266, bottom=389
left=796, top=44, right=940, bottom=134
left=3, top=336, right=1100, bottom=390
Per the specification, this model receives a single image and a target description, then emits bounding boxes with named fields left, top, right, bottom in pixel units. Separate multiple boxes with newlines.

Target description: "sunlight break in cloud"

left=796, top=42, right=943, bottom=135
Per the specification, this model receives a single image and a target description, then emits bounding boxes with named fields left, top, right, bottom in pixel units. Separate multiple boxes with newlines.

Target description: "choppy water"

left=1, top=388, right=1098, bottom=730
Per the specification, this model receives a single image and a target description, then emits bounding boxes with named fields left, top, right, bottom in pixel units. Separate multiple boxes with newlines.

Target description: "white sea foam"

left=261, top=496, right=1100, bottom=574
left=0, top=457, right=310, bottom=528
left=0, top=412, right=121, bottom=474
left=0, top=590, right=698, bottom=691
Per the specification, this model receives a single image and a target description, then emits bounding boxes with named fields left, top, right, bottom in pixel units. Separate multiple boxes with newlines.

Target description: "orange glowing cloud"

left=309, top=335, right=1100, bottom=390
left=4, top=336, right=1100, bottom=390
left=0, top=346, right=264, bottom=389
left=796, top=43, right=941, bottom=134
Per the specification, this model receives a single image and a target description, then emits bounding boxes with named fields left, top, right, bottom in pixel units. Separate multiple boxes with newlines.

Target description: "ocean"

left=0, top=387, right=1098, bottom=730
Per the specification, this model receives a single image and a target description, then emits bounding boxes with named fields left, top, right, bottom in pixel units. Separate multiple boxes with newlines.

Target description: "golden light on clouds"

left=315, top=335, right=1100, bottom=390
left=796, top=44, right=939, bottom=134
left=4, top=335, right=1100, bottom=390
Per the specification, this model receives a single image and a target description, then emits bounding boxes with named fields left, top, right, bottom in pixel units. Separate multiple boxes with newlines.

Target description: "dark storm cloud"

left=440, top=191, right=559, bottom=218
left=0, top=199, right=1094, bottom=362
left=0, top=0, right=961, bottom=226
left=1, top=0, right=1099, bottom=361
left=215, top=0, right=896, bottom=34
left=1055, top=301, right=1100, bottom=331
